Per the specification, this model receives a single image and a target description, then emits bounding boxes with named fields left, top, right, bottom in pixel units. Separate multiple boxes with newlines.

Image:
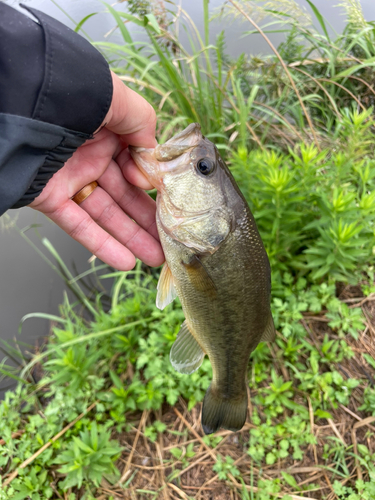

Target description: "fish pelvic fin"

left=201, top=385, right=247, bottom=435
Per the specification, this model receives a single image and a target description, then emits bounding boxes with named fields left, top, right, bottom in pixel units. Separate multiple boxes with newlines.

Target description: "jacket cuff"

left=0, top=114, right=90, bottom=215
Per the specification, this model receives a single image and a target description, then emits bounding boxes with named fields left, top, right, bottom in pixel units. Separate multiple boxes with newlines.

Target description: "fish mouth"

left=129, top=145, right=160, bottom=187
left=129, top=123, right=203, bottom=185
left=154, top=123, right=202, bottom=162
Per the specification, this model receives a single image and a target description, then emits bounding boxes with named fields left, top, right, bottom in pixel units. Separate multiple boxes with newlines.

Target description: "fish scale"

left=130, top=123, right=275, bottom=434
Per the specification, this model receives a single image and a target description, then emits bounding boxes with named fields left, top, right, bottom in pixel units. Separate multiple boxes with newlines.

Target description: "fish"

left=129, top=123, right=275, bottom=434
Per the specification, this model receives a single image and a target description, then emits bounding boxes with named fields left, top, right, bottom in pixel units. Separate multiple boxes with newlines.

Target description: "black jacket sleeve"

left=0, top=2, right=113, bottom=215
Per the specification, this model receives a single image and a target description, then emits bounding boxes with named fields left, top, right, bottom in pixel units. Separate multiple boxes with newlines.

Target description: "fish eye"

left=196, top=158, right=215, bottom=176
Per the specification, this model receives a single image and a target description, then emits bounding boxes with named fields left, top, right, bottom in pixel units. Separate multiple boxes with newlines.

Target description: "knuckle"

left=95, top=201, right=118, bottom=226
left=69, top=217, right=93, bottom=241
left=125, top=225, right=141, bottom=246
left=145, top=102, right=157, bottom=128
left=93, top=233, right=112, bottom=256
left=119, top=185, right=141, bottom=210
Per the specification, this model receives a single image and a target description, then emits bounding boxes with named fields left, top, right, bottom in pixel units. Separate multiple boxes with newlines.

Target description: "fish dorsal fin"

left=156, top=262, right=177, bottom=310
left=170, top=320, right=205, bottom=374
left=260, top=315, right=276, bottom=343
left=182, top=255, right=217, bottom=298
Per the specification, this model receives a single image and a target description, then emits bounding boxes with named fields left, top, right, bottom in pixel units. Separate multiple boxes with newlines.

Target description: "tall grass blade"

left=20, top=318, right=154, bottom=378
left=203, top=0, right=210, bottom=47
left=41, top=238, right=97, bottom=317
left=19, top=313, right=68, bottom=334
left=305, top=0, right=331, bottom=42
left=111, top=272, right=127, bottom=310
left=228, top=0, right=320, bottom=149
left=74, top=13, right=98, bottom=33
left=105, top=4, right=134, bottom=45
left=0, top=367, right=29, bottom=384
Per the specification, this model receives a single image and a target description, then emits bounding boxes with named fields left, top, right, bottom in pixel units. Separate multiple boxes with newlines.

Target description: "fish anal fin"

left=260, top=315, right=276, bottom=343
left=156, top=262, right=177, bottom=310
left=182, top=255, right=217, bottom=298
left=170, top=320, right=205, bottom=375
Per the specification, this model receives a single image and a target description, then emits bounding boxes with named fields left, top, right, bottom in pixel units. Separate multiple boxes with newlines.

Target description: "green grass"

left=0, top=257, right=374, bottom=498
left=1, top=1, right=375, bottom=498
left=232, top=107, right=375, bottom=285
left=91, top=0, right=375, bottom=151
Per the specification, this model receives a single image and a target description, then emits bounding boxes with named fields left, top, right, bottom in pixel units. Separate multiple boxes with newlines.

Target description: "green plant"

left=326, top=301, right=366, bottom=339
left=248, top=414, right=316, bottom=465
left=98, top=370, right=137, bottom=427
left=333, top=477, right=375, bottom=500
left=43, top=344, right=103, bottom=392
left=202, top=434, right=223, bottom=448
left=231, top=113, right=375, bottom=286
left=322, top=437, right=351, bottom=478
left=10, top=468, right=53, bottom=500
left=82, top=0, right=375, bottom=154
left=212, top=455, right=240, bottom=481
left=356, top=443, right=375, bottom=473
left=320, top=334, right=354, bottom=363
left=144, top=420, right=167, bottom=442
left=169, top=443, right=196, bottom=468
left=255, top=370, right=296, bottom=417
left=359, top=387, right=375, bottom=415
left=54, top=422, right=121, bottom=489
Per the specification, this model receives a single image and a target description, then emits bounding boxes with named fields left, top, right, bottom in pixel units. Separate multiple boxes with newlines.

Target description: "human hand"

left=29, top=72, right=164, bottom=271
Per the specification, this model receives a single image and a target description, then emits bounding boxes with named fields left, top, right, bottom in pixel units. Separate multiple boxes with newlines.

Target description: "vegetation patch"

left=1, top=1, right=375, bottom=498
left=1, top=263, right=374, bottom=499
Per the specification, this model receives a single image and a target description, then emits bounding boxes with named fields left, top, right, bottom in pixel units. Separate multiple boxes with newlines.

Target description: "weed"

left=11, top=468, right=53, bottom=500
left=359, top=387, right=375, bottom=415
left=326, top=300, right=366, bottom=339
left=333, top=477, right=375, bottom=500
left=212, top=455, right=240, bottom=480
left=248, top=414, right=316, bottom=465
left=144, top=420, right=167, bottom=442
left=54, top=422, right=121, bottom=489
left=169, top=443, right=196, bottom=468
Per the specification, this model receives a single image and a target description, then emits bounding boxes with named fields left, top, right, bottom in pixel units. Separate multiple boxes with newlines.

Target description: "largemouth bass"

left=130, top=124, right=275, bottom=434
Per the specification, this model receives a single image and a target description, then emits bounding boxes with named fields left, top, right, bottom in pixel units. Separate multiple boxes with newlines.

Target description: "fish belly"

left=159, top=210, right=271, bottom=399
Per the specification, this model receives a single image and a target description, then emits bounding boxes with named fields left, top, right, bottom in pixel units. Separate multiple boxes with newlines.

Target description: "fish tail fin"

left=201, top=385, right=247, bottom=435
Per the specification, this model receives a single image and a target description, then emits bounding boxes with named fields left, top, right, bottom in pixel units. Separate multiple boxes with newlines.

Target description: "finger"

left=97, top=160, right=160, bottom=241
left=65, top=128, right=120, bottom=192
left=80, top=186, right=164, bottom=267
left=45, top=201, right=137, bottom=271
left=104, top=72, right=157, bottom=148
left=30, top=128, right=121, bottom=214
left=116, top=148, right=155, bottom=190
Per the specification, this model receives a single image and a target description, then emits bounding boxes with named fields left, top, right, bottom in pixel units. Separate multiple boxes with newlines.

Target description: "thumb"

left=103, top=72, right=157, bottom=148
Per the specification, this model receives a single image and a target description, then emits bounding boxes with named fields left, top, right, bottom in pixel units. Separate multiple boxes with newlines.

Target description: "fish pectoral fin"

left=260, top=315, right=276, bottom=343
left=182, top=255, right=217, bottom=298
left=156, top=262, right=177, bottom=310
left=170, top=320, right=205, bottom=374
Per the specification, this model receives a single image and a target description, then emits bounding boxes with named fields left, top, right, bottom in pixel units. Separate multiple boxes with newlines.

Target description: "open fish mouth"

left=128, top=145, right=160, bottom=188
left=129, top=123, right=203, bottom=185
left=154, top=123, right=203, bottom=162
